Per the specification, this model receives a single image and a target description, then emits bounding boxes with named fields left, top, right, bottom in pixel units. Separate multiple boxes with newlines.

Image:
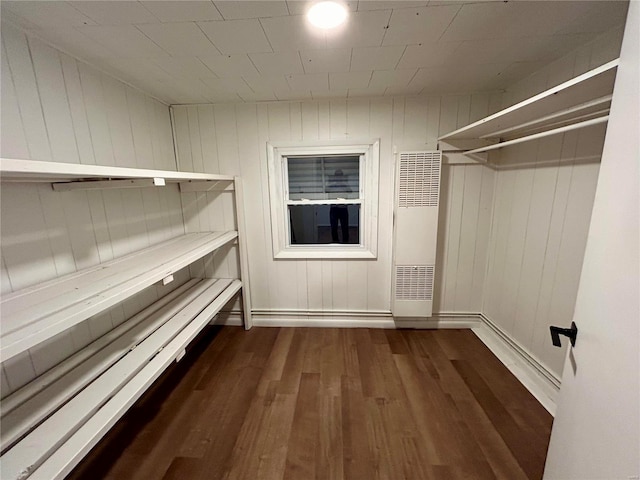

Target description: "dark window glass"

left=289, top=204, right=360, bottom=245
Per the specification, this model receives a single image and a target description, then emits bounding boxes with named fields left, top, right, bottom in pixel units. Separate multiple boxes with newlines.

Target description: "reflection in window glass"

left=289, top=204, right=360, bottom=245
left=287, top=156, right=359, bottom=201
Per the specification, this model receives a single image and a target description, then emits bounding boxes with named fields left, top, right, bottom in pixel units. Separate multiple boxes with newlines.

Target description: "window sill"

left=274, top=246, right=376, bottom=260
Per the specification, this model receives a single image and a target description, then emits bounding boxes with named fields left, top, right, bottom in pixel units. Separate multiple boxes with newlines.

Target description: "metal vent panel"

left=398, top=152, right=441, bottom=207
left=395, top=265, right=435, bottom=301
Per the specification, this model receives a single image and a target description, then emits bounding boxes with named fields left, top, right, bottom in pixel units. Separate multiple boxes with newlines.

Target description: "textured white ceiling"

left=1, top=0, right=628, bottom=105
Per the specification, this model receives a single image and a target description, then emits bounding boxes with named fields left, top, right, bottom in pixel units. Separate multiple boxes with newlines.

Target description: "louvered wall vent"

left=395, top=265, right=435, bottom=301
left=398, top=152, right=441, bottom=207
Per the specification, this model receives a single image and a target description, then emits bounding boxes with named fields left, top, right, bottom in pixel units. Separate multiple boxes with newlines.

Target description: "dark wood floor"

left=68, top=327, right=553, bottom=480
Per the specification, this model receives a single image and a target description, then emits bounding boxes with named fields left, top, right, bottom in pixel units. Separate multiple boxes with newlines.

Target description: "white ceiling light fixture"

left=307, top=1, right=348, bottom=29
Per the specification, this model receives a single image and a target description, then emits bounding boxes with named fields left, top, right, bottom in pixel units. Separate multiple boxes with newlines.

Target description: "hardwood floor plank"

left=316, top=392, right=344, bottom=480
left=283, top=372, right=321, bottom=479
left=301, top=327, right=322, bottom=374
left=452, top=359, right=548, bottom=480
left=161, top=457, right=202, bottom=480
left=177, top=350, right=254, bottom=459
left=252, top=394, right=298, bottom=480
left=384, top=329, right=411, bottom=355
left=404, top=331, right=531, bottom=479
left=68, top=327, right=552, bottom=480
left=68, top=326, right=227, bottom=479
left=340, top=328, right=360, bottom=378
left=340, top=374, right=374, bottom=480
left=192, top=326, right=249, bottom=391
left=276, top=328, right=308, bottom=395
left=456, top=331, right=552, bottom=431
left=195, top=360, right=268, bottom=479
left=392, top=354, right=450, bottom=465
left=319, top=328, right=345, bottom=396
left=355, top=329, right=386, bottom=398
left=257, top=328, right=294, bottom=396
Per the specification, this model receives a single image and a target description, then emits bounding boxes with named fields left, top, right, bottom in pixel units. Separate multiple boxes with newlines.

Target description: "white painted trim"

left=252, top=308, right=392, bottom=317
left=249, top=309, right=480, bottom=329
left=253, top=317, right=394, bottom=328
left=274, top=248, right=376, bottom=259
left=473, top=313, right=561, bottom=416
left=266, top=140, right=380, bottom=259
left=394, top=315, right=481, bottom=329
left=268, top=139, right=379, bottom=150
left=287, top=199, right=362, bottom=205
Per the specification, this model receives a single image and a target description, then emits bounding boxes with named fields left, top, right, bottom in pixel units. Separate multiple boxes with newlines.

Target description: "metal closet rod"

left=479, top=94, right=613, bottom=139
left=464, top=115, right=610, bottom=155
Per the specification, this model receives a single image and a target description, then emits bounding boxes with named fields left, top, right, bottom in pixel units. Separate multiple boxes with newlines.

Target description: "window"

left=267, top=141, right=379, bottom=259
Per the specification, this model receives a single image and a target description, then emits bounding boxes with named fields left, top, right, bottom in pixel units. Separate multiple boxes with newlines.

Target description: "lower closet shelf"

left=0, top=277, right=242, bottom=480
left=0, top=231, right=238, bottom=362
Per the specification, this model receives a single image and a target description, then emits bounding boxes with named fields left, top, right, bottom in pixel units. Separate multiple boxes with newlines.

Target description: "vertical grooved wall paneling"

left=174, top=103, right=241, bottom=312
left=172, top=94, right=498, bottom=316
left=1, top=21, right=176, bottom=167
left=481, top=29, right=623, bottom=378
left=0, top=23, right=186, bottom=398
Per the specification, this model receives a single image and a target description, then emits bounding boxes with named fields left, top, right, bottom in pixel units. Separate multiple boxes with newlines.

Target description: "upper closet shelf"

left=0, top=158, right=235, bottom=186
left=438, top=59, right=619, bottom=144
left=0, top=231, right=237, bottom=362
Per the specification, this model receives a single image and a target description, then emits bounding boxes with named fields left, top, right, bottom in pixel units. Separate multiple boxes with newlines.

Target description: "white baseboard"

left=250, top=309, right=480, bottom=329
left=473, top=313, right=560, bottom=416
left=252, top=309, right=393, bottom=328
left=395, top=313, right=481, bottom=329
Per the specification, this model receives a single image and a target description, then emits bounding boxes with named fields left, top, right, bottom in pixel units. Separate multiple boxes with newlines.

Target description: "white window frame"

left=267, top=140, right=380, bottom=259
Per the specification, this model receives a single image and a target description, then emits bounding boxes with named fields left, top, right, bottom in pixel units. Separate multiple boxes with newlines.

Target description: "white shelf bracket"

left=52, top=178, right=167, bottom=192
left=179, top=179, right=235, bottom=192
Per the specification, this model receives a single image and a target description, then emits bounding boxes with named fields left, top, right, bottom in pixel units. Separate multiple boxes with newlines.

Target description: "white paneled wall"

left=0, top=185, right=185, bottom=294
left=0, top=23, right=186, bottom=397
left=482, top=27, right=624, bottom=379
left=173, top=93, right=501, bottom=317
left=1, top=22, right=175, bottom=168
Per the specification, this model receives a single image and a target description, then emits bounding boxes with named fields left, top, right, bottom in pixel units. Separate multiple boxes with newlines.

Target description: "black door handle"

left=550, top=322, right=578, bottom=347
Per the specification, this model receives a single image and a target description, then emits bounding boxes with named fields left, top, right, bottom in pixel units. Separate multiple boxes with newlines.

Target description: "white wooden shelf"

left=0, top=279, right=201, bottom=450
left=0, top=231, right=237, bottom=362
left=438, top=59, right=618, bottom=144
left=0, top=137, right=252, bottom=479
left=0, top=158, right=235, bottom=183
left=0, top=277, right=241, bottom=480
